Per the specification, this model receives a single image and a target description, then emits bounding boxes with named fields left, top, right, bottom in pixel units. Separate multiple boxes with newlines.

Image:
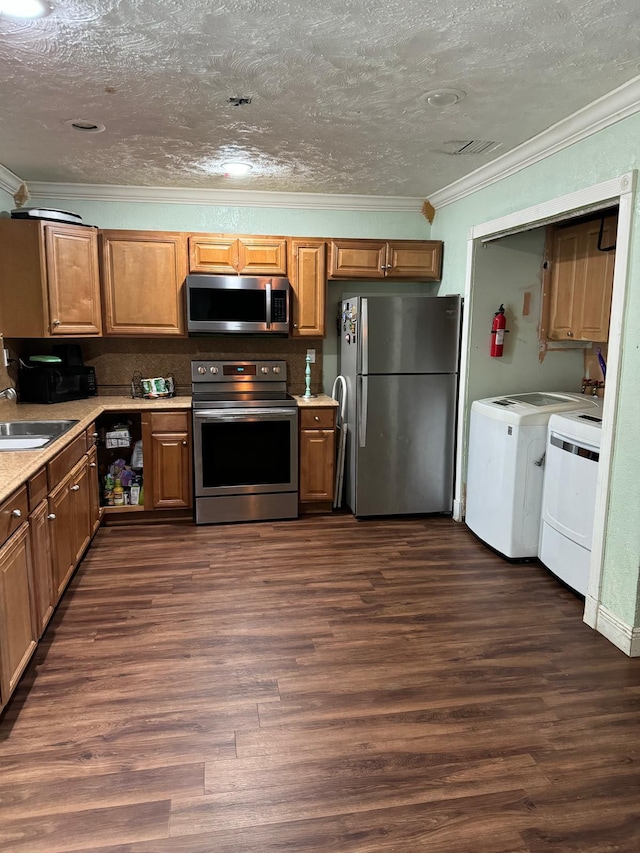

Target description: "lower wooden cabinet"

left=48, top=455, right=92, bottom=603
left=28, top=500, right=55, bottom=636
left=142, top=411, right=192, bottom=510
left=0, top=522, right=37, bottom=708
left=299, top=406, right=336, bottom=509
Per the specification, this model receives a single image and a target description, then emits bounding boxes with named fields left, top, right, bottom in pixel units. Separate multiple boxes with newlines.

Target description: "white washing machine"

left=465, top=392, right=601, bottom=559
left=539, top=409, right=603, bottom=595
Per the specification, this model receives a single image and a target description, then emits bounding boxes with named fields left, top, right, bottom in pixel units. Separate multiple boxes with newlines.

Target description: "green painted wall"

left=0, top=186, right=13, bottom=212
left=431, top=111, right=640, bottom=630
left=20, top=196, right=430, bottom=240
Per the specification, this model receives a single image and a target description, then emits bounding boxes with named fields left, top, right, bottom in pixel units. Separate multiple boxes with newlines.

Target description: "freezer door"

left=363, top=296, right=460, bottom=375
left=351, top=372, right=457, bottom=516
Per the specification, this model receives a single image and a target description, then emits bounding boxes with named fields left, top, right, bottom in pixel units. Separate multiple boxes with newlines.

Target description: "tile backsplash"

left=7, top=336, right=324, bottom=397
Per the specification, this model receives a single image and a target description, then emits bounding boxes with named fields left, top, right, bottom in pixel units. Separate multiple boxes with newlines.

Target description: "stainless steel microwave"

left=186, top=275, right=290, bottom=335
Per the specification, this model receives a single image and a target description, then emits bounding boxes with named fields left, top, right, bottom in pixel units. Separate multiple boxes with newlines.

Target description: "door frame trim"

left=453, top=171, right=636, bottom=641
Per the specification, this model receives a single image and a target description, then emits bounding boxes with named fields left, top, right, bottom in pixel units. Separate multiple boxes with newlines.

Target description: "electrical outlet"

left=306, top=348, right=316, bottom=363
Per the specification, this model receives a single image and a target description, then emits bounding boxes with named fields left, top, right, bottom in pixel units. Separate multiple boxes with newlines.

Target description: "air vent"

left=443, top=140, right=501, bottom=155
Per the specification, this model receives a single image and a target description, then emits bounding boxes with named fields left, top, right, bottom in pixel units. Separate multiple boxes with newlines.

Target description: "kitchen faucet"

left=0, top=386, right=17, bottom=401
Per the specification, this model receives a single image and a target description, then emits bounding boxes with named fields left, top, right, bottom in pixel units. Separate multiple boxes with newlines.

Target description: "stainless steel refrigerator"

left=340, top=295, right=461, bottom=517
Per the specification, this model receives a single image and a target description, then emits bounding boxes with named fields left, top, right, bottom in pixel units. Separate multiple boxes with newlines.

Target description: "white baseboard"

left=452, top=498, right=463, bottom=522
left=595, top=605, right=640, bottom=657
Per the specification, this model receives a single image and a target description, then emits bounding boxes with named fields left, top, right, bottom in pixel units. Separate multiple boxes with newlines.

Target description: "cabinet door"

left=386, top=241, right=443, bottom=280
left=189, top=236, right=238, bottom=273
left=546, top=215, right=616, bottom=342
left=289, top=240, right=326, bottom=336
left=87, top=446, right=102, bottom=536
left=101, top=231, right=187, bottom=336
left=143, top=412, right=192, bottom=510
left=299, top=408, right=336, bottom=503
left=576, top=216, right=616, bottom=341
left=45, top=224, right=102, bottom=336
left=0, top=524, right=37, bottom=707
left=237, top=238, right=287, bottom=275
left=70, top=457, right=92, bottom=565
left=48, top=479, right=75, bottom=603
left=328, top=240, right=387, bottom=279
left=29, top=500, right=55, bottom=637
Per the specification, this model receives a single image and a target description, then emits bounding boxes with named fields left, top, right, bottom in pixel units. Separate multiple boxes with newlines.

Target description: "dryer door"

left=542, top=430, right=599, bottom=549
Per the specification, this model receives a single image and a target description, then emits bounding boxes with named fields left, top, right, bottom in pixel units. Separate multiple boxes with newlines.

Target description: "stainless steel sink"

left=0, top=419, right=79, bottom=450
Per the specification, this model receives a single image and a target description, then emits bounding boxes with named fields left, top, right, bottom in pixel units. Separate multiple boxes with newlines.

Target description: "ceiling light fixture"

left=423, top=88, right=466, bottom=108
left=64, top=118, right=106, bottom=133
left=222, top=162, right=252, bottom=176
left=0, top=0, right=52, bottom=18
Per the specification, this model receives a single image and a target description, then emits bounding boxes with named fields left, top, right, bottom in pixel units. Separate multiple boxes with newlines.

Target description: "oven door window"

left=201, top=420, right=291, bottom=487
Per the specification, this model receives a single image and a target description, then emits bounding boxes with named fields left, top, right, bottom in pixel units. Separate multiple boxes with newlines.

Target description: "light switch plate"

left=306, top=348, right=316, bottom=363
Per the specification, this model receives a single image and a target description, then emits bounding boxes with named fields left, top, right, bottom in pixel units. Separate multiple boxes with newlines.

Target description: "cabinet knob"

left=314, top=415, right=320, bottom=421
left=567, top=330, right=574, bottom=337
left=52, top=319, right=61, bottom=327
left=293, top=323, right=298, bottom=329
left=47, top=513, right=56, bottom=521
left=182, top=440, right=188, bottom=446
left=70, top=484, right=80, bottom=491
left=89, top=462, right=96, bottom=468
left=11, top=508, right=22, bottom=518
left=92, top=432, right=99, bottom=438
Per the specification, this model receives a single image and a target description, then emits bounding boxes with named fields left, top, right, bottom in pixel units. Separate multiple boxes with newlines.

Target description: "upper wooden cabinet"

left=328, top=239, right=443, bottom=281
left=189, top=234, right=287, bottom=275
left=0, top=219, right=102, bottom=338
left=542, top=214, right=617, bottom=343
left=288, top=239, right=326, bottom=337
left=100, top=231, right=187, bottom=336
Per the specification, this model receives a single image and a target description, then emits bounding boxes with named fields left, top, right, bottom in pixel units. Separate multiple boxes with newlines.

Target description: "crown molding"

left=27, top=182, right=424, bottom=213
left=429, top=74, right=640, bottom=209
left=0, top=163, right=23, bottom=195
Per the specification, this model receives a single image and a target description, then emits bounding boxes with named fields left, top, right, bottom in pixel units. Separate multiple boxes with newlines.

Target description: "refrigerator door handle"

left=358, top=375, right=368, bottom=448
left=360, top=297, right=368, bottom=376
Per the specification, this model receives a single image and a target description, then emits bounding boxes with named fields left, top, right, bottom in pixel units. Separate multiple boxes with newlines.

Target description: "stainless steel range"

left=191, top=360, right=298, bottom=524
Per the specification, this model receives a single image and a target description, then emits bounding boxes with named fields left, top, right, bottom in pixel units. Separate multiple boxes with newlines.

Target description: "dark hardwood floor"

left=1, top=514, right=639, bottom=852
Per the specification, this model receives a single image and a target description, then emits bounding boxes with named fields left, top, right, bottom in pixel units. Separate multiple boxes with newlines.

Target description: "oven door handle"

left=194, top=408, right=297, bottom=420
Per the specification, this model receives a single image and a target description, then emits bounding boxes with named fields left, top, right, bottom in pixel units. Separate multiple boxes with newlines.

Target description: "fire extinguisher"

left=490, top=304, right=507, bottom=357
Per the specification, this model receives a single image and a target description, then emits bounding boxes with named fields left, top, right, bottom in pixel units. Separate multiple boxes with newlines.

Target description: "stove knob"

left=197, top=366, right=206, bottom=375
left=209, top=366, right=219, bottom=374
left=272, top=366, right=281, bottom=374
left=261, top=367, right=269, bottom=374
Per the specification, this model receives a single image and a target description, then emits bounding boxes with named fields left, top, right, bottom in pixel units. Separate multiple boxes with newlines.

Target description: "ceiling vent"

left=442, top=140, right=501, bottom=155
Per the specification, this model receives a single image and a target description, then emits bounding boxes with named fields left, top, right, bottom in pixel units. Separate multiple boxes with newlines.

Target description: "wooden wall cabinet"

left=299, top=406, right=336, bottom=510
left=542, top=214, right=617, bottom=343
left=328, top=239, right=443, bottom=281
left=142, top=411, right=192, bottom=510
left=0, top=219, right=102, bottom=338
left=189, top=235, right=287, bottom=275
left=100, top=230, right=187, bottom=336
left=288, top=239, right=326, bottom=337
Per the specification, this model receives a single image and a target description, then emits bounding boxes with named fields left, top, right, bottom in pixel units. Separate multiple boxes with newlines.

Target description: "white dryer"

left=539, top=409, right=603, bottom=595
left=465, top=392, right=601, bottom=559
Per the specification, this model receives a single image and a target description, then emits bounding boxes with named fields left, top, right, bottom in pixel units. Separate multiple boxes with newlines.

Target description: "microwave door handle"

left=265, top=280, right=272, bottom=329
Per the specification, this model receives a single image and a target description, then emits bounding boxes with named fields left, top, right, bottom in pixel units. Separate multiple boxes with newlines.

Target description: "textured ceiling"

left=1, top=0, right=639, bottom=198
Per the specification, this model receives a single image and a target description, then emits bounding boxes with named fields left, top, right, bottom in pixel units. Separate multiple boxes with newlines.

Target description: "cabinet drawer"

left=147, top=411, right=190, bottom=433
left=28, top=468, right=48, bottom=510
left=300, top=408, right=336, bottom=429
left=0, top=486, right=29, bottom=547
left=47, top=433, right=86, bottom=489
